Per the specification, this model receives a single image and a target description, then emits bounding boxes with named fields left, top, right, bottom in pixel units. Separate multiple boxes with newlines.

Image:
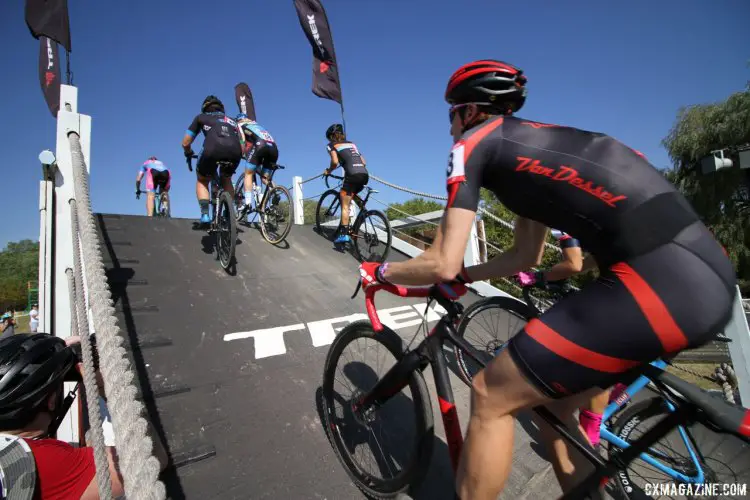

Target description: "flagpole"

left=340, top=101, right=347, bottom=136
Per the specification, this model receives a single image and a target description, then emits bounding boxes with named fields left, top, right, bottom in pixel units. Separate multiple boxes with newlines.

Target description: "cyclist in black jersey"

left=322, top=124, right=369, bottom=245
left=357, top=59, right=736, bottom=498
left=181, top=95, right=243, bottom=224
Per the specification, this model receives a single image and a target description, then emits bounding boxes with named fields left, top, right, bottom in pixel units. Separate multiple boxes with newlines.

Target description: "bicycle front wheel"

left=259, top=185, right=293, bottom=244
left=321, top=320, right=434, bottom=498
left=315, top=189, right=341, bottom=240
left=351, top=209, right=391, bottom=263
left=215, top=191, right=237, bottom=270
left=454, top=296, right=534, bottom=385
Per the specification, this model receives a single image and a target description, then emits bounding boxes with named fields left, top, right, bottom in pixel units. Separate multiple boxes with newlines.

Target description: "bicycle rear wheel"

left=233, top=174, right=247, bottom=222
left=315, top=189, right=342, bottom=240
left=351, top=209, right=391, bottom=263
left=259, top=185, right=293, bottom=244
left=321, top=321, right=434, bottom=498
left=160, top=192, right=170, bottom=217
left=215, top=191, right=237, bottom=270
left=454, top=296, right=534, bottom=385
left=608, top=398, right=742, bottom=500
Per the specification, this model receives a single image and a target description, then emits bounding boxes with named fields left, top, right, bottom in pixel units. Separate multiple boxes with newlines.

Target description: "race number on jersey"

left=447, top=140, right=466, bottom=186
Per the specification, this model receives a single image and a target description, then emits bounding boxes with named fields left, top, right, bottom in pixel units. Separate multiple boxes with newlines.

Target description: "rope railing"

left=68, top=198, right=113, bottom=498
left=68, top=131, right=166, bottom=500
left=292, top=171, right=568, bottom=294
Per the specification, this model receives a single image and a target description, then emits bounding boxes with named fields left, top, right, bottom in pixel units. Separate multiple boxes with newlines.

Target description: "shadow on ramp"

left=97, top=214, right=187, bottom=499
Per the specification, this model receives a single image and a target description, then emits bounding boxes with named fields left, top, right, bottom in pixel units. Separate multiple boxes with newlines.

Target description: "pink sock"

left=579, top=409, right=603, bottom=447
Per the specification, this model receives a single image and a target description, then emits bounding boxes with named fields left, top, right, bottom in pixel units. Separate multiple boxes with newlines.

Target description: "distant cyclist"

left=322, top=124, right=369, bottom=244
left=236, top=114, right=279, bottom=215
left=135, top=156, right=171, bottom=216
left=357, top=59, right=736, bottom=498
left=517, top=230, right=625, bottom=448
left=182, top=95, right=243, bottom=224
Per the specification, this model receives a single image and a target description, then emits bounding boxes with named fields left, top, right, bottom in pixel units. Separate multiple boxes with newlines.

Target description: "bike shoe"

left=200, top=213, right=211, bottom=224
left=334, top=234, right=351, bottom=245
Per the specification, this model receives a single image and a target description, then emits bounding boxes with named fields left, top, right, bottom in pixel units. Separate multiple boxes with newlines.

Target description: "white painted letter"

left=308, top=313, right=368, bottom=348
left=224, top=323, right=306, bottom=359
left=378, top=305, right=424, bottom=330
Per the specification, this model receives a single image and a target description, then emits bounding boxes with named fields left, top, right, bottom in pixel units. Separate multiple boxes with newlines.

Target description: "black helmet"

left=202, top=95, right=224, bottom=113
left=445, top=60, right=528, bottom=114
left=326, top=123, right=344, bottom=140
left=0, top=334, right=77, bottom=429
left=148, top=156, right=158, bottom=161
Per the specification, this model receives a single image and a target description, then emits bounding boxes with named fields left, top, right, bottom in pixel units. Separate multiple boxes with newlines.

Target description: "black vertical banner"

left=25, top=0, right=72, bottom=52
left=39, top=36, right=61, bottom=117
left=293, top=0, right=343, bottom=104
left=234, top=83, right=257, bottom=121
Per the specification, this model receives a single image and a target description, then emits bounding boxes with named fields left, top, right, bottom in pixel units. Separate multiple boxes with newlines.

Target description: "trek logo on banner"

left=39, top=36, right=61, bottom=117
left=293, top=0, right=343, bottom=104
left=224, top=303, right=448, bottom=360
left=234, top=82, right=257, bottom=121
left=306, top=14, right=327, bottom=59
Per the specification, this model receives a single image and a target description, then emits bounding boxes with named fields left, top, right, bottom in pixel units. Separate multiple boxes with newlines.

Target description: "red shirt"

left=26, top=439, right=95, bottom=499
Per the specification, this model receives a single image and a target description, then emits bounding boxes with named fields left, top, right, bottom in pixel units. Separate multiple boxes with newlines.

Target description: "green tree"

left=385, top=198, right=444, bottom=221
left=661, top=83, right=750, bottom=292
left=0, top=239, right=39, bottom=310
left=385, top=198, right=445, bottom=249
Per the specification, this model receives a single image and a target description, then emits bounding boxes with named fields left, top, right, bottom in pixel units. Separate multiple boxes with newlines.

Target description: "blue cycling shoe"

left=334, top=234, right=351, bottom=245
left=200, top=213, right=211, bottom=224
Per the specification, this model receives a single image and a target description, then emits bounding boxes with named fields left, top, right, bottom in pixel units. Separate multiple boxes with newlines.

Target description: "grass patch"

left=667, top=362, right=722, bottom=390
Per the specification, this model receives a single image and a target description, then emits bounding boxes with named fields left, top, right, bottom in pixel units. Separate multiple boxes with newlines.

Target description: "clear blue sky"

left=1, top=0, right=748, bottom=248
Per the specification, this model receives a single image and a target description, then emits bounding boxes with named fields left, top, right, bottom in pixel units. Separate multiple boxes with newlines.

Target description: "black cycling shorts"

left=342, top=173, right=369, bottom=196
left=507, top=222, right=736, bottom=398
left=150, top=170, right=170, bottom=192
left=247, top=140, right=279, bottom=175
left=197, top=148, right=241, bottom=180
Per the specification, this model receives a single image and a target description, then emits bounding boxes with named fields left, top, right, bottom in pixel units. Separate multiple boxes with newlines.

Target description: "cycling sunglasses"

left=448, top=102, right=490, bottom=123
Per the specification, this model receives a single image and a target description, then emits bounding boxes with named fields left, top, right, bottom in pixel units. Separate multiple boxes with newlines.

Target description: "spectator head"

left=0, top=334, right=79, bottom=433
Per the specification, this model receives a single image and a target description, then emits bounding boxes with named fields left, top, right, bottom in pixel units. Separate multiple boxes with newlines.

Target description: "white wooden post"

left=292, top=176, right=304, bottom=225
left=53, top=84, right=92, bottom=444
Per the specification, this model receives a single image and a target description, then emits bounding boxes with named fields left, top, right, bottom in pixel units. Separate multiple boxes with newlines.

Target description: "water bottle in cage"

left=253, top=185, right=262, bottom=207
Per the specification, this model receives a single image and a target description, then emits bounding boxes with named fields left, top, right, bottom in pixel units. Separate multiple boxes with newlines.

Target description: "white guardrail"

left=291, top=175, right=518, bottom=302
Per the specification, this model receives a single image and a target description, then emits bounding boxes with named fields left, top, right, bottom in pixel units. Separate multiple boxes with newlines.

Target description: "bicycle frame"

left=600, top=359, right=706, bottom=484
left=324, top=174, right=375, bottom=227
left=354, top=282, right=709, bottom=499
left=236, top=165, right=283, bottom=216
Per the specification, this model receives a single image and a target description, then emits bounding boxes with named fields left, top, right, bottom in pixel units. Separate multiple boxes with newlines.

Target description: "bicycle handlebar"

left=324, top=173, right=344, bottom=189
left=352, top=279, right=468, bottom=332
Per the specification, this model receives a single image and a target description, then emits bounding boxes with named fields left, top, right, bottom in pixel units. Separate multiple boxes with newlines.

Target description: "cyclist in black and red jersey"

left=322, top=124, right=369, bottom=245
left=358, top=60, right=736, bottom=498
